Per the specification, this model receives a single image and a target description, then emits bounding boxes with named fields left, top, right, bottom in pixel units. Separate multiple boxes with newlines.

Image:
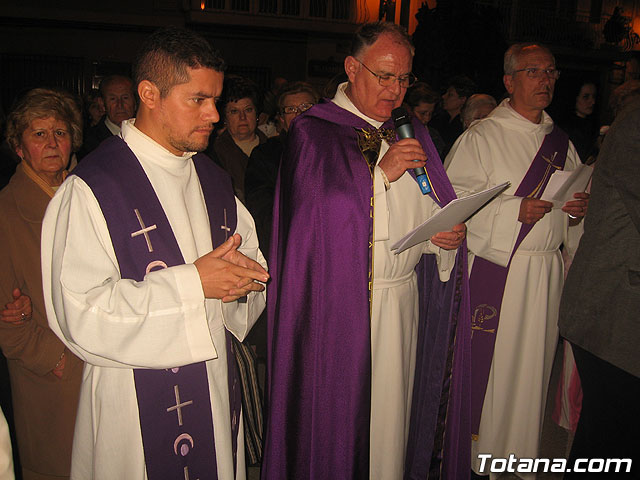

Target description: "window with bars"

left=203, top=0, right=351, bottom=19
left=0, top=54, right=85, bottom=113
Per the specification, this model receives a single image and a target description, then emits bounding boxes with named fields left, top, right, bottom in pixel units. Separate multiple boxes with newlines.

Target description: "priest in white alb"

left=41, top=27, right=268, bottom=480
left=445, top=43, right=588, bottom=479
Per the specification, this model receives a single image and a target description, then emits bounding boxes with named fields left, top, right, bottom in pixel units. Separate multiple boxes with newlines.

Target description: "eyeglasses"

left=356, top=60, right=417, bottom=88
left=512, top=67, right=561, bottom=80
left=281, top=103, right=314, bottom=115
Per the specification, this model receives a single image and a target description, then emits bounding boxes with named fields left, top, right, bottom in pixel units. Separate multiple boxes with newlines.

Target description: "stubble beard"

left=167, top=131, right=211, bottom=154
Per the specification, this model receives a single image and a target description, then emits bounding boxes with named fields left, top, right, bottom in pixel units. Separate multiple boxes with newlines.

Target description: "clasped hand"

left=1, top=288, right=32, bottom=325
left=378, top=138, right=427, bottom=183
left=194, top=233, right=269, bottom=303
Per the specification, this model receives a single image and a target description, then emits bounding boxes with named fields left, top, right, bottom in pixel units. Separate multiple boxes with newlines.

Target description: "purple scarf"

left=468, top=125, right=569, bottom=436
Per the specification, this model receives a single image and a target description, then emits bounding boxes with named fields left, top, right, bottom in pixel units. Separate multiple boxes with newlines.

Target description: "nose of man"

left=203, top=101, right=220, bottom=124
left=388, top=79, right=402, bottom=96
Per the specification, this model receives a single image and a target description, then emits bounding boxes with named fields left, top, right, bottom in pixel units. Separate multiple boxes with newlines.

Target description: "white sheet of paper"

left=540, top=164, right=593, bottom=208
left=391, top=182, right=510, bottom=254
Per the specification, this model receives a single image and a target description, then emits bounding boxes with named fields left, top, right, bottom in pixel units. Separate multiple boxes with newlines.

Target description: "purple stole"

left=74, top=136, right=241, bottom=480
left=469, top=125, right=569, bottom=437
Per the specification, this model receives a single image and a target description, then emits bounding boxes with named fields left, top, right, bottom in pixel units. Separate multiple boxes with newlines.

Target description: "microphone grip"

left=394, top=115, right=432, bottom=195
left=414, top=170, right=432, bottom=194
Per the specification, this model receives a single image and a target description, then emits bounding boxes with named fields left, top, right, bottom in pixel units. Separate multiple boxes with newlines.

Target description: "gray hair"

left=461, top=94, right=497, bottom=128
left=504, top=43, right=554, bottom=75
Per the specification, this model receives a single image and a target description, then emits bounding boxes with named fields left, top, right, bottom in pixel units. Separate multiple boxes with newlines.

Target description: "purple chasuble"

left=469, top=125, right=569, bottom=437
left=73, top=136, right=242, bottom=480
left=262, top=100, right=472, bottom=480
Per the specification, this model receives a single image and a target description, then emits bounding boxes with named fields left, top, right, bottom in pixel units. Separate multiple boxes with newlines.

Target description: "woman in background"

left=212, top=76, right=267, bottom=203
left=0, top=88, right=83, bottom=480
left=555, top=78, right=599, bottom=163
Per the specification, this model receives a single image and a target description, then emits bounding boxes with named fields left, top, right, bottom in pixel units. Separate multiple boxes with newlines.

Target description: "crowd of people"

left=0, top=20, right=638, bottom=480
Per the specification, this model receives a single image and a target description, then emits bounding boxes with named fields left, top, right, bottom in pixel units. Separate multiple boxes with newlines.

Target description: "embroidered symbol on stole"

left=471, top=304, right=497, bottom=337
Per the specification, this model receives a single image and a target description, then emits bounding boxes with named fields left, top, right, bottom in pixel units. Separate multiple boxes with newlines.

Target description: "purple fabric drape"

left=262, top=100, right=471, bottom=479
left=74, top=136, right=241, bottom=479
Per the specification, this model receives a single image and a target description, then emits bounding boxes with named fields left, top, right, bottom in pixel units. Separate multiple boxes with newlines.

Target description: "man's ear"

left=503, top=74, right=514, bottom=95
left=344, top=56, right=360, bottom=83
left=138, top=80, right=160, bottom=109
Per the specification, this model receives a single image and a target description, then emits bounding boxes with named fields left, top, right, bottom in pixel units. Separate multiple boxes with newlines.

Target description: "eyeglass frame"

left=281, top=103, right=315, bottom=115
left=355, top=59, right=417, bottom=88
left=511, top=67, right=561, bottom=80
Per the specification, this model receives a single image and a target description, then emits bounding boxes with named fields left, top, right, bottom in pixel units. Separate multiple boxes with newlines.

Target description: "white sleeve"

left=0, top=407, right=13, bottom=480
left=446, top=130, right=522, bottom=267
left=373, top=165, right=390, bottom=242
left=42, top=176, right=217, bottom=369
left=423, top=241, right=457, bottom=282
left=220, top=197, right=267, bottom=341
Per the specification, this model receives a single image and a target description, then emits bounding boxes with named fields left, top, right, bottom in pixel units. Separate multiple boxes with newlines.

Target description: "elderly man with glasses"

left=263, top=21, right=471, bottom=480
left=445, top=43, right=589, bottom=479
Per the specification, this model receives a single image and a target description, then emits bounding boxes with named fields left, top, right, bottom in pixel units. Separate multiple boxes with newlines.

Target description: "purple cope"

left=261, top=100, right=472, bottom=480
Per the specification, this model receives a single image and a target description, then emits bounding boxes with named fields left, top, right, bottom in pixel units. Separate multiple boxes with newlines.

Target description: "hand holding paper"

left=562, top=191, right=590, bottom=219
left=518, top=198, right=553, bottom=224
left=540, top=164, right=592, bottom=208
left=391, top=182, right=509, bottom=254
left=431, top=223, right=467, bottom=250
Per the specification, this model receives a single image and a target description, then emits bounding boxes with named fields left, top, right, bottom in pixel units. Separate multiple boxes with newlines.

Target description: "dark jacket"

left=78, top=118, right=112, bottom=160
left=559, top=100, right=640, bottom=378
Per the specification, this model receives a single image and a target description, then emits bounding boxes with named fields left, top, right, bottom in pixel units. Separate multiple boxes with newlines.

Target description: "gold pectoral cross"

left=355, top=127, right=397, bottom=176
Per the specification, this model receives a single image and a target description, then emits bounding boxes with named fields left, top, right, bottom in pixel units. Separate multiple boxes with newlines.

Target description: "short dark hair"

left=134, top=27, right=226, bottom=97
left=219, top=76, right=262, bottom=118
left=350, top=21, right=414, bottom=58
left=99, top=75, right=134, bottom=99
left=277, top=81, right=320, bottom=113
left=448, top=75, right=477, bottom=100
left=404, top=82, right=439, bottom=108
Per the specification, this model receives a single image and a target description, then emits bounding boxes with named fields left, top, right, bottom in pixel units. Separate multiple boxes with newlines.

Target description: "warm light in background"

left=201, top=1, right=205, bottom=10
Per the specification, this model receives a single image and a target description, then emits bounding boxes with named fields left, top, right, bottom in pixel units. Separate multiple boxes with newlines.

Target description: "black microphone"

left=392, top=107, right=432, bottom=194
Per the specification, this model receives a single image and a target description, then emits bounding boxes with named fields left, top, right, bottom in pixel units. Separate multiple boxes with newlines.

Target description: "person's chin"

left=372, top=106, right=394, bottom=122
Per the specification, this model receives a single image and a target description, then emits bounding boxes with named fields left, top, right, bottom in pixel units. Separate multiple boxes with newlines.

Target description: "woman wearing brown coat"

left=0, top=88, right=83, bottom=480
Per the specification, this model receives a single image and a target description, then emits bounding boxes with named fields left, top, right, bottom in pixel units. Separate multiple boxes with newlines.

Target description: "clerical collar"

left=120, top=119, right=195, bottom=162
left=504, top=98, right=552, bottom=126
left=332, top=82, right=384, bottom=128
left=105, top=116, right=122, bottom=136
